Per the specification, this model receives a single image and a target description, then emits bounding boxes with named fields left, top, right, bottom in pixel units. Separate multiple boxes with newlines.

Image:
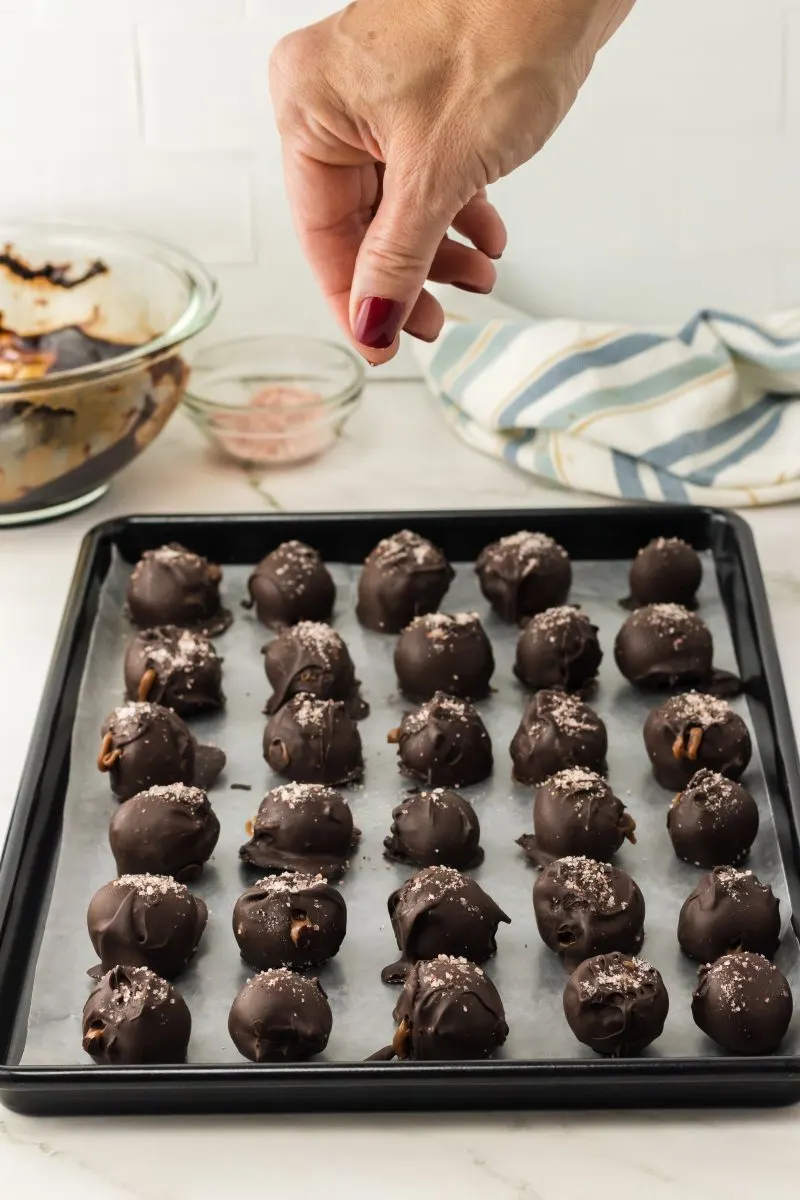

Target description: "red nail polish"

left=453, top=282, right=492, bottom=294
left=353, top=297, right=404, bottom=349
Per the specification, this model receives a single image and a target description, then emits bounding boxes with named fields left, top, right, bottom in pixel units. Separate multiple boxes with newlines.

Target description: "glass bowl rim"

left=0, top=221, right=220, bottom=397
left=183, top=334, right=366, bottom=414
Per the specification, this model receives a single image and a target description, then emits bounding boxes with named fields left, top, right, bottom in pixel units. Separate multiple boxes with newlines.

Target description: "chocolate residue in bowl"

left=0, top=247, right=140, bottom=383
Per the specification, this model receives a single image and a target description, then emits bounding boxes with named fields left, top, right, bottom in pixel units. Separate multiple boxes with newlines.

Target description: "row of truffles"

left=124, top=528, right=704, bottom=646
left=113, top=607, right=748, bottom=802
left=81, top=846, right=793, bottom=1063
left=95, top=686, right=755, bottom=873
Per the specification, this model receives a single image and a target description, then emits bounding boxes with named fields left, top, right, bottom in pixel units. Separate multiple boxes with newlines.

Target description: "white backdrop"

left=3, top=0, right=797, bottom=342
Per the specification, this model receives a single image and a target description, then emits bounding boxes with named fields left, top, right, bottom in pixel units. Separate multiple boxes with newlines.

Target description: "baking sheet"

left=21, top=552, right=800, bottom=1065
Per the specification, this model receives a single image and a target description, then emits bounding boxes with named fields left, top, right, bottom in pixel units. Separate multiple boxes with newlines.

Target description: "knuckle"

left=366, top=233, right=429, bottom=278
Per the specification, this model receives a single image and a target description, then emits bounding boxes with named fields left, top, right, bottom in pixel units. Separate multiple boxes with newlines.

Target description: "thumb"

left=350, top=161, right=455, bottom=351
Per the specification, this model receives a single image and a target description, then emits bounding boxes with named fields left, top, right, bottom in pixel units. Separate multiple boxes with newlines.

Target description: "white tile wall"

left=3, top=0, right=799, bottom=330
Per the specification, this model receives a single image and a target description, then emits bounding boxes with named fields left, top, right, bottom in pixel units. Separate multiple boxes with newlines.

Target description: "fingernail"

left=453, top=282, right=493, bottom=294
left=488, top=252, right=503, bottom=261
left=353, top=297, right=404, bottom=349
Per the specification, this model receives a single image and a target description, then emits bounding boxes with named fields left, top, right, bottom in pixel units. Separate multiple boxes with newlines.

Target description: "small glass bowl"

left=183, top=336, right=365, bottom=468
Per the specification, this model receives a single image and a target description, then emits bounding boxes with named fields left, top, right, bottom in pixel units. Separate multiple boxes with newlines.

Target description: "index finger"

left=282, top=148, right=399, bottom=362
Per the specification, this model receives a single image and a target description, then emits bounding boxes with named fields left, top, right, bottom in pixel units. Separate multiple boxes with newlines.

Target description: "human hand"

left=271, top=0, right=635, bottom=362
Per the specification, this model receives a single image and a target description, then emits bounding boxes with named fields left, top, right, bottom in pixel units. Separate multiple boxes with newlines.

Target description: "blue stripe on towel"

left=685, top=404, right=785, bottom=485
left=427, top=323, right=484, bottom=380
left=497, top=332, right=665, bottom=427
left=612, top=450, right=646, bottom=498
left=446, top=322, right=529, bottom=399
left=655, top=469, right=690, bottom=502
left=643, top=394, right=778, bottom=468
left=515, top=357, right=725, bottom=434
left=700, top=310, right=800, bottom=349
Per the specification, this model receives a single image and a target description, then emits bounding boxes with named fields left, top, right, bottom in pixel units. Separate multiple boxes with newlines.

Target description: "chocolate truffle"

left=383, top=788, right=483, bottom=869
left=263, top=621, right=367, bottom=718
left=382, top=866, right=510, bottom=983
left=233, top=872, right=347, bottom=970
left=127, top=543, right=231, bottom=634
left=394, top=612, right=494, bottom=701
left=247, top=540, right=335, bottom=630
left=533, top=856, right=646, bottom=970
left=514, top=606, right=602, bottom=693
left=667, top=769, right=759, bottom=868
left=614, top=603, right=713, bottom=690
left=563, top=953, right=669, bottom=1056
left=388, top=693, right=493, bottom=788
left=99, top=701, right=189, bottom=801
left=239, top=781, right=359, bottom=881
left=228, top=969, right=332, bottom=1063
left=476, top=530, right=571, bottom=624
left=643, top=692, right=752, bottom=790
left=376, top=956, right=508, bottom=1061
left=692, top=952, right=793, bottom=1055
left=109, top=783, right=220, bottom=882
left=356, top=529, right=454, bottom=633
left=517, top=767, right=635, bottom=868
left=87, top=874, right=207, bottom=979
left=97, top=702, right=226, bottom=801
left=678, top=868, right=781, bottom=962
left=124, top=625, right=224, bottom=716
left=263, top=695, right=363, bottom=786
left=82, top=965, right=191, bottom=1064
left=510, top=690, right=608, bottom=786
left=628, top=537, right=702, bottom=608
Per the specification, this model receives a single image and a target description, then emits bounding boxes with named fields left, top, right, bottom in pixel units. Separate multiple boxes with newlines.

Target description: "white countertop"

left=2, top=379, right=800, bottom=1198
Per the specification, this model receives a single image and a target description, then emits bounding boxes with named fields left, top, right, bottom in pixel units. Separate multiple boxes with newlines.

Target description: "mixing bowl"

left=0, top=223, right=219, bottom=525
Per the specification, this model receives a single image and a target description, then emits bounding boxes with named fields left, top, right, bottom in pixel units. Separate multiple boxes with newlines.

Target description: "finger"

left=350, top=158, right=456, bottom=354
left=451, top=189, right=507, bottom=260
left=404, top=288, right=445, bottom=343
left=428, top=235, right=497, bottom=293
left=282, top=146, right=398, bottom=360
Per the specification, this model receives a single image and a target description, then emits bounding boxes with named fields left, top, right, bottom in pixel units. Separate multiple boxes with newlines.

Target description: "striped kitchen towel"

left=413, top=292, right=800, bottom=506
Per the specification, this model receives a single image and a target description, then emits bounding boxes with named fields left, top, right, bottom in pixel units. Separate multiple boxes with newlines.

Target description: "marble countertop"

left=2, top=379, right=800, bottom=1197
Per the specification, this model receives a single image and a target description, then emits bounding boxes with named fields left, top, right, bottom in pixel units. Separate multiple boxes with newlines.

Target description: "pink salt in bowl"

left=183, top=336, right=364, bottom=467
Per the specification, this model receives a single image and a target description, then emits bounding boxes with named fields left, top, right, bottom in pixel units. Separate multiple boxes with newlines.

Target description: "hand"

left=271, top=0, right=635, bottom=362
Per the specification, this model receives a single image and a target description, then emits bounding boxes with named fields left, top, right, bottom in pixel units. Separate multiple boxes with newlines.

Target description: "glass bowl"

left=183, top=336, right=365, bottom=468
left=0, top=222, right=219, bottom=525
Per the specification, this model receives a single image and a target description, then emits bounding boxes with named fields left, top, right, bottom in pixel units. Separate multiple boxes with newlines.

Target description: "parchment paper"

left=21, top=552, right=800, bottom=1064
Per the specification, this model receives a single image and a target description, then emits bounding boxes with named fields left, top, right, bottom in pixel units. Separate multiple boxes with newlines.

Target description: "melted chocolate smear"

left=706, top=669, right=744, bottom=699
left=0, top=249, right=108, bottom=288
left=194, top=608, right=234, bottom=638
left=381, top=958, right=411, bottom=985
left=365, top=1044, right=397, bottom=1061
left=515, top=833, right=557, bottom=869
left=238, top=847, right=356, bottom=884
left=193, top=743, right=226, bottom=790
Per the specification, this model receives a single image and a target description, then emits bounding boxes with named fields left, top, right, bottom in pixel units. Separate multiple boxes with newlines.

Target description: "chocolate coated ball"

left=692, top=952, right=792, bottom=1054
left=476, top=531, right=571, bottom=623
left=563, top=952, right=669, bottom=1056
left=228, top=969, right=332, bottom=1062
left=357, top=529, right=454, bottom=633
left=667, top=769, right=759, bottom=868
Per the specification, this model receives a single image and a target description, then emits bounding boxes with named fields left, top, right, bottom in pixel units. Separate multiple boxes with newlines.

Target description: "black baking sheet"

left=2, top=508, right=800, bottom=1112
left=19, top=554, right=800, bottom=1066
